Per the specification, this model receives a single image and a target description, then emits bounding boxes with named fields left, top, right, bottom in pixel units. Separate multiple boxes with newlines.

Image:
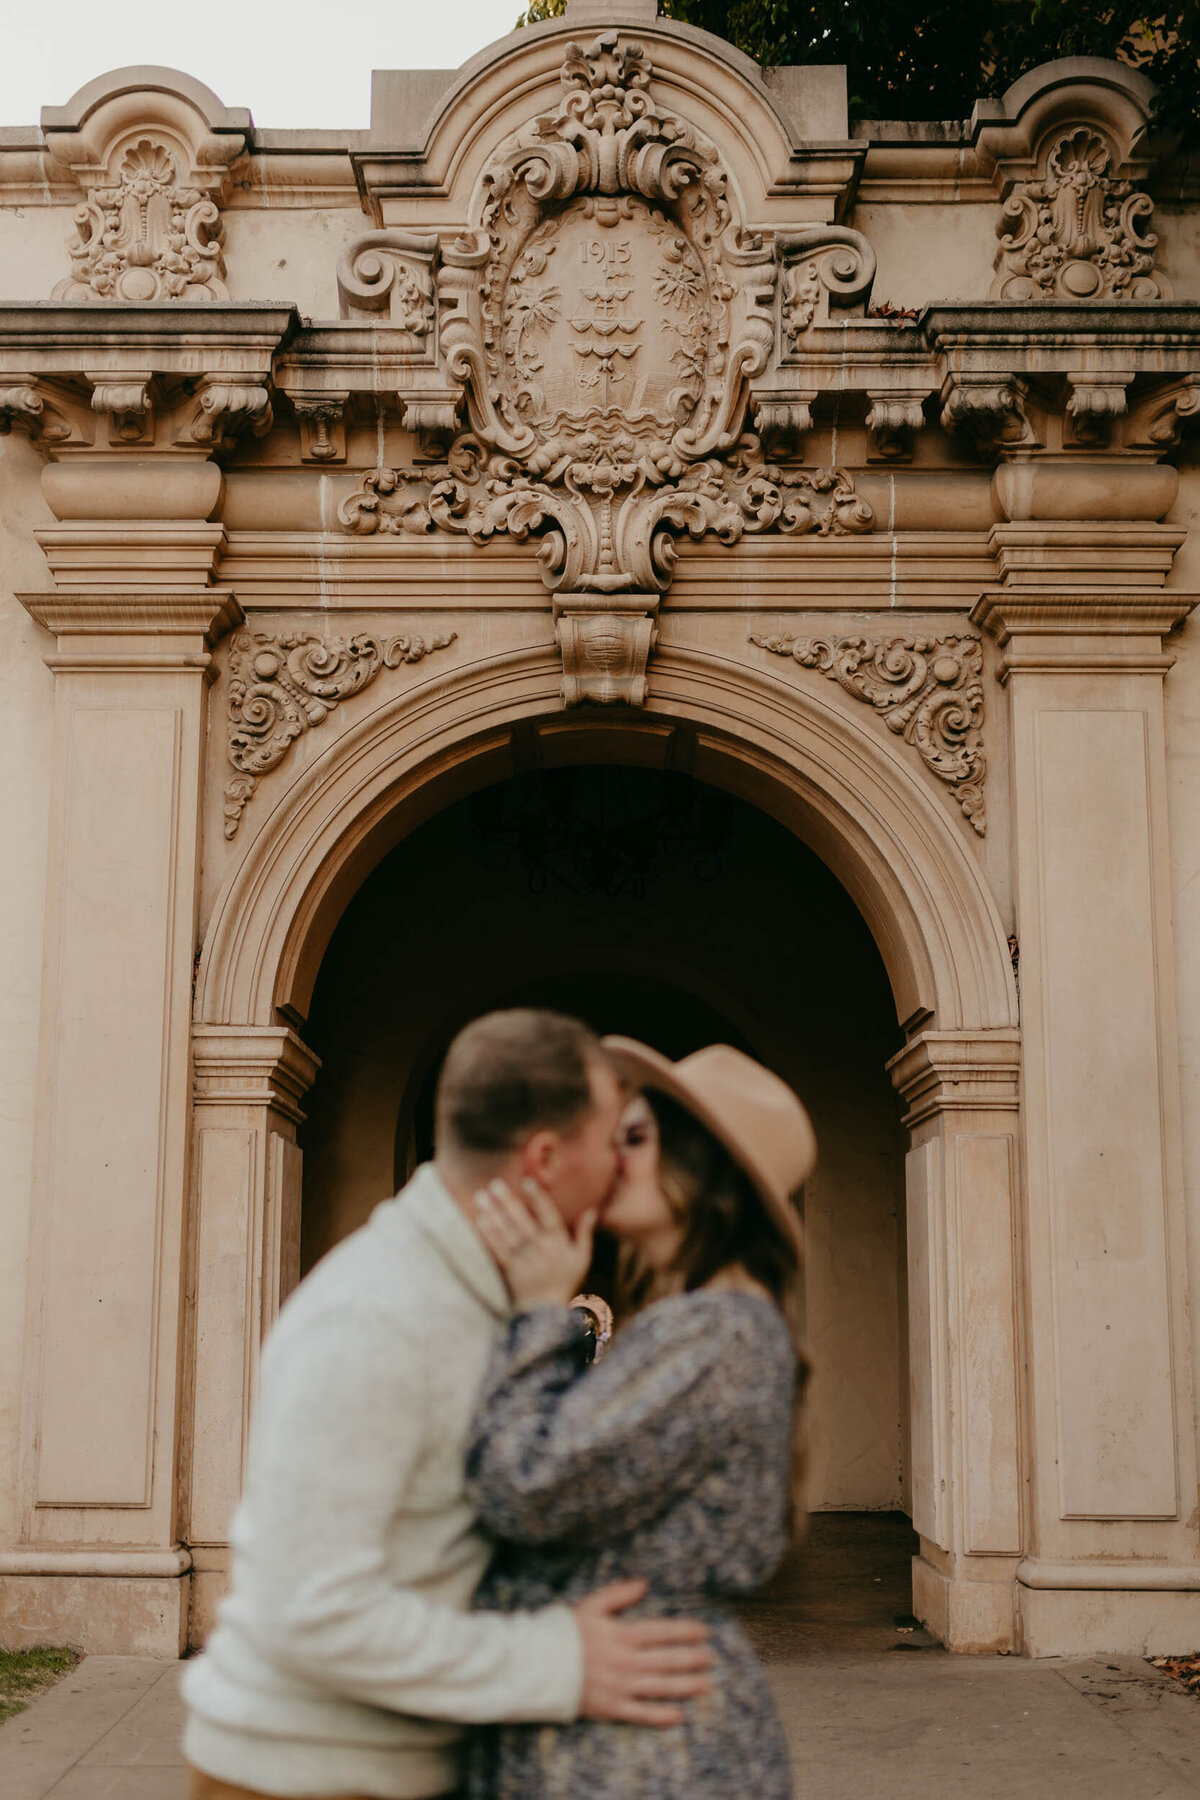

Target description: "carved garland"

left=222, top=629, right=456, bottom=837
left=750, top=633, right=986, bottom=834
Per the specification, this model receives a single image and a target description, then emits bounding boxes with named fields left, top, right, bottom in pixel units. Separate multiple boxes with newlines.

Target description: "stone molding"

left=222, top=627, right=457, bottom=836
left=0, top=1546, right=192, bottom=1577
left=192, top=1025, right=322, bottom=1128
left=888, top=1028, right=1022, bottom=1129
left=19, top=588, right=243, bottom=675
left=972, top=590, right=1196, bottom=679
left=749, top=631, right=987, bottom=834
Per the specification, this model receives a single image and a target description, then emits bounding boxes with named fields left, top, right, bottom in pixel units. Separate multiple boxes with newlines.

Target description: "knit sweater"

left=182, top=1164, right=584, bottom=1799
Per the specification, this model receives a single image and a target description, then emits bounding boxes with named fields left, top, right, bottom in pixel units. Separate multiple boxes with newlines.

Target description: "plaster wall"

left=0, top=432, right=55, bottom=1545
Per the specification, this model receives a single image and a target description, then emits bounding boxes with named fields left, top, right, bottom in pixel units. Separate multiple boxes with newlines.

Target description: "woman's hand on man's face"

left=472, top=1178, right=597, bottom=1310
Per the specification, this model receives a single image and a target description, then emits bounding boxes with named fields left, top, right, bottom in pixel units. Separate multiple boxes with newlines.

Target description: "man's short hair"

left=435, top=1009, right=605, bottom=1155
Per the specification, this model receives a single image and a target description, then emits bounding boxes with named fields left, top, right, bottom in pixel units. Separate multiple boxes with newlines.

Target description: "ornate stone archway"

left=188, top=639, right=1021, bottom=1647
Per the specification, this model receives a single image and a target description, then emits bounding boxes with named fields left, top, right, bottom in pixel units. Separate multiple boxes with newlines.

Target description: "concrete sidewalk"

left=5, top=1650, right=1200, bottom=1799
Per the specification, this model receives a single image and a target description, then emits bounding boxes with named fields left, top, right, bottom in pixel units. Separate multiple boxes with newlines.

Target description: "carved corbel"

left=337, top=229, right=438, bottom=341
left=776, top=227, right=876, bottom=353
left=1064, top=372, right=1132, bottom=447
left=292, top=393, right=348, bottom=463
left=1131, top=377, right=1200, bottom=447
left=186, top=379, right=273, bottom=449
left=87, top=371, right=153, bottom=445
left=0, top=377, right=76, bottom=443
left=752, top=393, right=816, bottom=459
left=940, top=373, right=1037, bottom=456
left=554, top=596, right=658, bottom=708
left=400, top=398, right=461, bottom=459
left=866, top=390, right=930, bottom=461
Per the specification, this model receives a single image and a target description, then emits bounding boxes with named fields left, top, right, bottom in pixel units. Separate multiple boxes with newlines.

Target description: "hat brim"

left=600, top=1036, right=813, bottom=1253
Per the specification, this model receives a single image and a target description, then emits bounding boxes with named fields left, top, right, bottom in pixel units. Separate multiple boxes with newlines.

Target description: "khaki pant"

left=186, top=1771, right=460, bottom=1800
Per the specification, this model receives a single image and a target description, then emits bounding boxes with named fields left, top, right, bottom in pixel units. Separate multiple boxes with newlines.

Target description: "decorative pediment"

left=43, top=71, right=246, bottom=304
left=336, top=29, right=876, bottom=706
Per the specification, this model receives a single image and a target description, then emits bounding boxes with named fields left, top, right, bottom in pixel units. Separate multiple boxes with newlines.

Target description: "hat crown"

left=675, top=1045, right=815, bottom=1196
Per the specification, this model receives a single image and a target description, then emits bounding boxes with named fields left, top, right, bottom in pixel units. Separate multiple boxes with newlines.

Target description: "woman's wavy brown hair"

left=609, top=1088, right=810, bottom=1530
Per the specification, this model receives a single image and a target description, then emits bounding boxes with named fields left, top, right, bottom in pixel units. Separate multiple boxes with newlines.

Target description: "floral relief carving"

left=993, top=127, right=1165, bottom=302
left=222, top=629, right=456, bottom=836
left=53, top=137, right=228, bottom=303
left=750, top=632, right=986, bottom=834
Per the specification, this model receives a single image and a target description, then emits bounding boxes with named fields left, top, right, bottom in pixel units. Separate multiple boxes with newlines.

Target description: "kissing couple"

left=183, top=1007, right=817, bottom=1800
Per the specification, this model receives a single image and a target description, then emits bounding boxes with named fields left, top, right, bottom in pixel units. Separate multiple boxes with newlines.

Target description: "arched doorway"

left=298, top=762, right=910, bottom=1522
left=190, top=647, right=1020, bottom=1650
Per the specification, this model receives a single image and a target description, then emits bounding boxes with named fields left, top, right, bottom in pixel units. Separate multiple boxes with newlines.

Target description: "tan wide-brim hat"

left=601, top=1037, right=817, bottom=1254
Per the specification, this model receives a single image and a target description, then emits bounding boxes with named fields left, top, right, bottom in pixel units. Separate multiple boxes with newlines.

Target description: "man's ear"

left=519, top=1129, right=561, bottom=1187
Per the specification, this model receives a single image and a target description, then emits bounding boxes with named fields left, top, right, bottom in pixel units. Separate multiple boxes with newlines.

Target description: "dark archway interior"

left=299, top=762, right=909, bottom=1521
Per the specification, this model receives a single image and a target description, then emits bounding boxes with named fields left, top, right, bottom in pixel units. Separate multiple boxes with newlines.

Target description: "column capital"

left=192, top=1025, right=322, bottom=1127
left=17, top=588, right=243, bottom=674
left=888, top=1028, right=1021, bottom=1128
left=971, top=590, right=1196, bottom=679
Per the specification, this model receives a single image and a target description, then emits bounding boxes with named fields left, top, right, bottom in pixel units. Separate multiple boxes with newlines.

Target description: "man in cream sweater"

left=183, top=1009, right=710, bottom=1800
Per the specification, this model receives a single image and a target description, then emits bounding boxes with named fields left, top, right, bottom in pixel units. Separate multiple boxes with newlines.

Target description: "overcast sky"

left=0, top=0, right=526, bottom=128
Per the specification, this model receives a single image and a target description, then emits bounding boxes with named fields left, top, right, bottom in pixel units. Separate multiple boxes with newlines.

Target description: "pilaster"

left=889, top=1029, right=1023, bottom=1652
left=972, top=578, right=1200, bottom=1656
left=1, top=494, right=239, bottom=1655
left=186, top=1027, right=320, bottom=1644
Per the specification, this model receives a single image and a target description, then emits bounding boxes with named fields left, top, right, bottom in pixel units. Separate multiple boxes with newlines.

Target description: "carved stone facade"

left=2, top=10, right=1200, bottom=1671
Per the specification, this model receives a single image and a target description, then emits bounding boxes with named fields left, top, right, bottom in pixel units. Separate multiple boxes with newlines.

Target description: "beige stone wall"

left=0, top=432, right=55, bottom=1548
left=1164, top=455, right=1200, bottom=1482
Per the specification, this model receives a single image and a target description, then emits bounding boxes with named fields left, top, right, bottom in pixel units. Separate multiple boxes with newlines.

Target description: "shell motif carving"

left=222, top=629, right=456, bottom=836
left=993, top=128, right=1166, bottom=302
left=53, top=137, right=228, bottom=303
left=750, top=632, right=986, bottom=834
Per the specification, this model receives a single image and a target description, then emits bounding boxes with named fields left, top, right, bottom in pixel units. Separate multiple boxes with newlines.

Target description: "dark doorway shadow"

left=737, top=1513, right=936, bottom=1658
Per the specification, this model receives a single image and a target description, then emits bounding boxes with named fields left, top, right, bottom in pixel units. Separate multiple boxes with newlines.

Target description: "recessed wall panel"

left=36, top=707, right=181, bottom=1506
left=1036, top=710, right=1177, bottom=1520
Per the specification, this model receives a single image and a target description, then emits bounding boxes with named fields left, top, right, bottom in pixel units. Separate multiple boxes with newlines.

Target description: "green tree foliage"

left=515, top=0, right=1198, bottom=134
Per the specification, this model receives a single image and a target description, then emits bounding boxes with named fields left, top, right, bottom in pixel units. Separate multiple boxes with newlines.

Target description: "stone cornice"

left=0, top=303, right=297, bottom=374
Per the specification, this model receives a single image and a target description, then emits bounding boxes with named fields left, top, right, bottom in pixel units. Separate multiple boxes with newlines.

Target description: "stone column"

left=187, top=1026, right=319, bottom=1642
left=0, top=459, right=238, bottom=1655
left=889, top=1029, right=1023, bottom=1652
left=974, top=579, right=1200, bottom=1655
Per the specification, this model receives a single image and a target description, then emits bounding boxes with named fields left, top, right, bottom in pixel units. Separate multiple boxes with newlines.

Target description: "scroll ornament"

left=337, top=441, right=874, bottom=561
left=750, top=633, right=986, bottom=834
left=993, top=128, right=1165, bottom=302
left=52, top=137, right=228, bottom=303
left=223, top=629, right=456, bottom=837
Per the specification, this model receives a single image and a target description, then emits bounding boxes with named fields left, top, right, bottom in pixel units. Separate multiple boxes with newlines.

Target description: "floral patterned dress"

left=464, top=1289, right=797, bottom=1800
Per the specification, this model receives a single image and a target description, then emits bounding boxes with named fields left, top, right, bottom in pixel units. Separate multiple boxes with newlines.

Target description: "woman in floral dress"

left=465, top=1037, right=816, bottom=1800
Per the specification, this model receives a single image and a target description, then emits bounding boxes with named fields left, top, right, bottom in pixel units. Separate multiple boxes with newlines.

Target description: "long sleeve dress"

left=463, top=1288, right=797, bottom=1800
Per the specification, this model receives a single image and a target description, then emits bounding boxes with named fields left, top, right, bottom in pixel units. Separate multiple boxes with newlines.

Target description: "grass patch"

left=0, top=1647, right=81, bottom=1725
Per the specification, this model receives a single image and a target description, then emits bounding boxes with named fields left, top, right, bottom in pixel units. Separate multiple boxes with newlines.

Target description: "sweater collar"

left=399, top=1163, right=510, bottom=1322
